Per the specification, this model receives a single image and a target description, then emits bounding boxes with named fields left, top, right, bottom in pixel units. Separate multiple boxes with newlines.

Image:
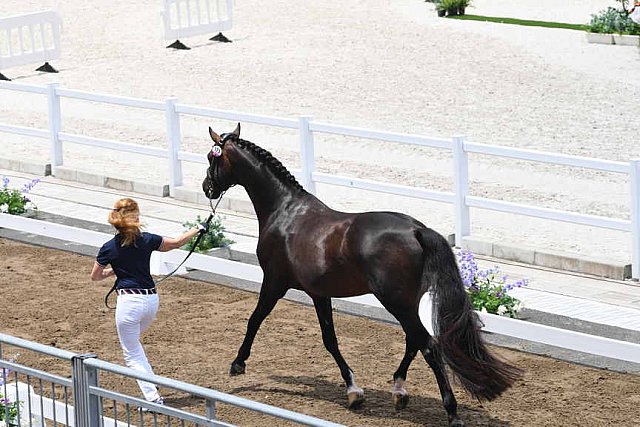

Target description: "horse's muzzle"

left=202, top=178, right=221, bottom=200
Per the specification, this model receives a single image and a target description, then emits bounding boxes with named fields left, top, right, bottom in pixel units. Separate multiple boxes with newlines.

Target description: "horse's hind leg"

left=382, top=302, right=462, bottom=426
left=391, top=340, right=419, bottom=410
left=312, top=296, right=364, bottom=409
left=230, top=280, right=287, bottom=376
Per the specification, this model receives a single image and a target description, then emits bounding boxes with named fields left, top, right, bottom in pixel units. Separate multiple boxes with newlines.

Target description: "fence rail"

left=0, top=81, right=638, bottom=279
left=0, top=331, right=345, bottom=427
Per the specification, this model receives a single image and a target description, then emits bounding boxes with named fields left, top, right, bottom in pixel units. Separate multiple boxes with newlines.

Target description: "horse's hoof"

left=449, top=418, right=465, bottom=427
left=393, top=392, right=409, bottom=410
left=347, top=387, right=365, bottom=409
left=229, top=361, right=246, bottom=376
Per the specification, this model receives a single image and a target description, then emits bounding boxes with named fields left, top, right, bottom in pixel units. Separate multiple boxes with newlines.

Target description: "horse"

left=201, top=124, right=522, bottom=427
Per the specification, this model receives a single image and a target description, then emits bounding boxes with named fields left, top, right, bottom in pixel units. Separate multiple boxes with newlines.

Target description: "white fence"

left=0, top=11, right=62, bottom=80
left=0, top=81, right=638, bottom=279
left=2, top=213, right=640, bottom=366
left=161, top=0, right=233, bottom=47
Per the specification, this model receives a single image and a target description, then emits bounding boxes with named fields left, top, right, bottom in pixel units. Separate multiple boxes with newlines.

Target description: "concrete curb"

left=0, top=160, right=632, bottom=280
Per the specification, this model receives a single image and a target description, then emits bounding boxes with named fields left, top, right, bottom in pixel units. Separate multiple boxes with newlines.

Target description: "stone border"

left=459, top=236, right=631, bottom=280
left=53, top=166, right=170, bottom=197
left=0, top=158, right=51, bottom=176
left=0, top=160, right=633, bottom=280
left=586, top=32, right=640, bottom=46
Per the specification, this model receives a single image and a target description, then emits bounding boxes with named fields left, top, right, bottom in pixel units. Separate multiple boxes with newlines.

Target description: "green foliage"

left=436, top=0, right=469, bottom=12
left=588, top=6, right=640, bottom=34
left=0, top=393, right=20, bottom=424
left=1, top=358, right=22, bottom=425
left=182, top=215, right=235, bottom=253
left=0, top=177, right=39, bottom=215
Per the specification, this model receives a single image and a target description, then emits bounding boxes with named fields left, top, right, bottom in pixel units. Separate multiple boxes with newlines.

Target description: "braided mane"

left=236, top=138, right=305, bottom=192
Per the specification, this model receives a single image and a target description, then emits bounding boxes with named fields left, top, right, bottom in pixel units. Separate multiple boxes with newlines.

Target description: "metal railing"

left=0, top=81, right=638, bottom=279
left=0, top=333, right=344, bottom=427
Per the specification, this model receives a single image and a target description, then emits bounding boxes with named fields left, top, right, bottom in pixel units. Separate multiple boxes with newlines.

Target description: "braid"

left=237, top=138, right=305, bottom=192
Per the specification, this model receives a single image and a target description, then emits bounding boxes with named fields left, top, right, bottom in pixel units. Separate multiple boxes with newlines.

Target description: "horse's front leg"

left=312, top=296, right=364, bottom=409
left=230, top=280, right=287, bottom=376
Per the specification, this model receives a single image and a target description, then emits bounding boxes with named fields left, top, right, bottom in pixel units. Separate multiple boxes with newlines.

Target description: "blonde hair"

left=109, top=198, right=141, bottom=247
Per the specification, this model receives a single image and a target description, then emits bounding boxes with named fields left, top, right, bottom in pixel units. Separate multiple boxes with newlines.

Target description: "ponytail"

left=109, top=198, right=141, bottom=247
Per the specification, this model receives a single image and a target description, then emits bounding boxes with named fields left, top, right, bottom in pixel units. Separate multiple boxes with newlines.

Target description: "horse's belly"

left=305, top=268, right=370, bottom=298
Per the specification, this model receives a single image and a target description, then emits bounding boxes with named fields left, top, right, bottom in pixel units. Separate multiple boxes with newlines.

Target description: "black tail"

left=416, top=228, right=523, bottom=401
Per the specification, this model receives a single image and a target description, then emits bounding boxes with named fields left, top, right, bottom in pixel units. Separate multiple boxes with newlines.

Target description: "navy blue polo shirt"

left=96, top=232, right=163, bottom=289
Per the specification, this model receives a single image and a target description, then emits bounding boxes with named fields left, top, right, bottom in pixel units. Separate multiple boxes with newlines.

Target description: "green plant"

left=457, top=249, right=527, bottom=318
left=588, top=6, right=640, bottom=34
left=0, top=177, right=39, bottom=215
left=1, top=356, right=22, bottom=426
left=0, top=395, right=20, bottom=426
left=182, top=215, right=234, bottom=253
left=438, top=0, right=460, bottom=11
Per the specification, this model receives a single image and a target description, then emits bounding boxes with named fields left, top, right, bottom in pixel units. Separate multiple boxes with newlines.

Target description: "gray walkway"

left=3, top=168, right=640, bottom=334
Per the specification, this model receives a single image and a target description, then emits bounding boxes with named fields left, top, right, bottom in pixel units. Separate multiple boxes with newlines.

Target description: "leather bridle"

left=205, top=132, right=237, bottom=196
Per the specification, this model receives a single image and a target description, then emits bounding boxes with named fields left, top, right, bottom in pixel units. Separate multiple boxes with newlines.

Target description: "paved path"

left=3, top=168, right=640, bottom=334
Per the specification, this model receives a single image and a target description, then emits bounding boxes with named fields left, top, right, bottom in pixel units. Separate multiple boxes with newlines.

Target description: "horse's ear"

left=232, top=122, right=241, bottom=137
left=209, top=127, right=221, bottom=143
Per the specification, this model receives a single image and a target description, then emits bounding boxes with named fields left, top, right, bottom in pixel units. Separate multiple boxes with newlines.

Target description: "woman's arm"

left=91, top=262, right=115, bottom=281
left=158, top=227, right=201, bottom=252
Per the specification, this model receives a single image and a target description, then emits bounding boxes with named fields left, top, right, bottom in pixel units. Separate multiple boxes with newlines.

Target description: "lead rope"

left=104, top=192, right=227, bottom=309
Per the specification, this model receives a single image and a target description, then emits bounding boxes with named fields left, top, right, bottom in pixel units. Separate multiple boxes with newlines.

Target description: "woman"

left=90, top=198, right=205, bottom=405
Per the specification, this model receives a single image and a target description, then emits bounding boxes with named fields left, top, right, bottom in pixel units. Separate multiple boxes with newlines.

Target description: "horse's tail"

left=416, top=228, right=522, bottom=401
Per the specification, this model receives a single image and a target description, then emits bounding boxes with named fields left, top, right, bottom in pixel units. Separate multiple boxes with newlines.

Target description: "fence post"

left=298, top=115, right=316, bottom=194
left=71, top=353, right=99, bottom=427
left=452, top=136, right=470, bottom=248
left=631, top=159, right=640, bottom=281
left=47, top=83, right=62, bottom=167
left=205, top=398, right=217, bottom=421
left=165, top=97, right=183, bottom=193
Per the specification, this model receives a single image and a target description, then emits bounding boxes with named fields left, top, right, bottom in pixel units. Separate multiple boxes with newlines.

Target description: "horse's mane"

left=236, top=138, right=305, bottom=192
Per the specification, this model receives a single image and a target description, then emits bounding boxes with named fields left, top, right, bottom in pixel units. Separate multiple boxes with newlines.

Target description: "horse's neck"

left=241, top=173, right=299, bottom=219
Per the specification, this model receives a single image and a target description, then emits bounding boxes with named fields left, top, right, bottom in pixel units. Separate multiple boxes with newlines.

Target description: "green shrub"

left=436, top=0, right=470, bottom=13
left=182, top=215, right=235, bottom=253
left=0, top=176, right=39, bottom=215
left=588, top=6, right=640, bottom=34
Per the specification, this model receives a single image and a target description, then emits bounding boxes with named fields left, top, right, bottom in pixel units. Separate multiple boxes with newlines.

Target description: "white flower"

left=0, top=420, right=6, bottom=427
left=497, top=305, right=508, bottom=316
left=24, top=202, right=33, bottom=210
left=480, top=307, right=488, bottom=314
left=513, top=301, right=524, bottom=313
left=0, top=204, right=8, bottom=213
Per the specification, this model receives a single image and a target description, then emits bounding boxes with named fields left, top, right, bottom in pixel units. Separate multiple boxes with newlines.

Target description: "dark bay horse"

left=201, top=124, right=522, bottom=427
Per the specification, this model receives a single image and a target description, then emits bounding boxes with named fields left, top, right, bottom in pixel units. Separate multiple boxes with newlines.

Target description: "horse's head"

left=202, top=123, right=241, bottom=199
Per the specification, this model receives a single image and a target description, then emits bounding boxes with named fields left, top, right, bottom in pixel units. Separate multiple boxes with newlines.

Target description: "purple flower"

left=1, top=176, right=8, bottom=188
left=21, top=178, right=40, bottom=194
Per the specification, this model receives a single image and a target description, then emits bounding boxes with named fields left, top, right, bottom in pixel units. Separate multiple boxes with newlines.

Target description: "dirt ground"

left=1, top=238, right=640, bottom=427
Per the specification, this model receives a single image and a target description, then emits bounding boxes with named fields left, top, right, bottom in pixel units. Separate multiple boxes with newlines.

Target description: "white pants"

left=115, top=293, right=161, bottom=401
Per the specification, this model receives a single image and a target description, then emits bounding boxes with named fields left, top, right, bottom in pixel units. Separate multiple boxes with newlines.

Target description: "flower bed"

left=0, top=177, right=39, bottom=216
left=457, top=249, right=528, bottom=318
